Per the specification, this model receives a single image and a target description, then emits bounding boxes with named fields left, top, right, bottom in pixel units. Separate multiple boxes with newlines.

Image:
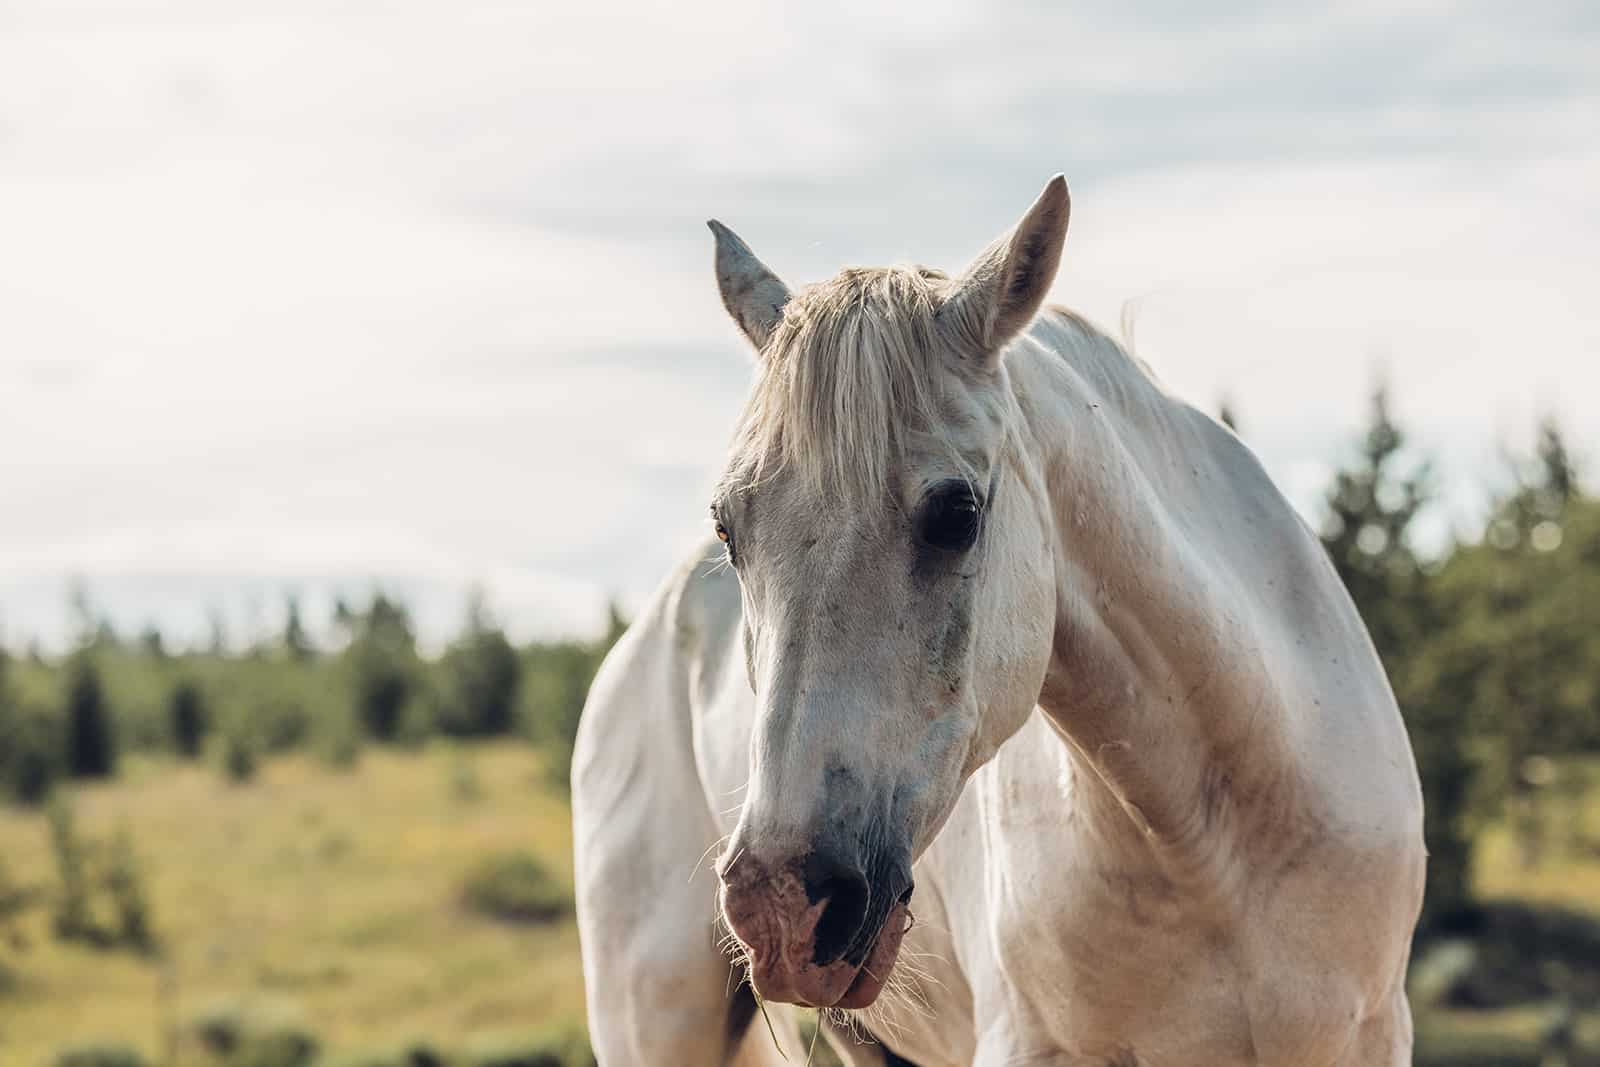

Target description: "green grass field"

left=0, top=742, right=585, bottom=1065
left=3, top=742, right=1599, bottom=1066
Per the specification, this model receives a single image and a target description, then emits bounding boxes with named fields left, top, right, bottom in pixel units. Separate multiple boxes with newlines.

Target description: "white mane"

left=723, top=265, right=961, bottom=504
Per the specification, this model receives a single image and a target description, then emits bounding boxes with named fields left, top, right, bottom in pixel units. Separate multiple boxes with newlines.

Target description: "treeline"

left=0, top=592, right=626, bottom=804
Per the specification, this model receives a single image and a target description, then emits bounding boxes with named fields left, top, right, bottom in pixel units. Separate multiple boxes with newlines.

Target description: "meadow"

left=3, top=737, right=1600, bottom=1066
left=0, top=742, right=586, bottom=1066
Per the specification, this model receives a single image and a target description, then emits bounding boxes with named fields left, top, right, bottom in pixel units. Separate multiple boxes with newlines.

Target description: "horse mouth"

left=744, top=899, right=911, bottom=1009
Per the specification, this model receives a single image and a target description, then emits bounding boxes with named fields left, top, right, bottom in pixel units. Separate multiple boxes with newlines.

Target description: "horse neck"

left=1005, top=315, right=1275, bottom=857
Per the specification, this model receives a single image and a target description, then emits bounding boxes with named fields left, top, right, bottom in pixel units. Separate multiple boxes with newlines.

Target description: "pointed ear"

left=939, top=174, right=1070, bottom=366
left=707, top=220, right=792, bottom=353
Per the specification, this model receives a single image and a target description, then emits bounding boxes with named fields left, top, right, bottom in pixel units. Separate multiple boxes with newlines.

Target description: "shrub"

left=170, top=681, right=208, bottom=759
left=1, top=699, right=62, bottom=804
left=191, top=999, right=319, bottom=1067
left=220, top=726, right=259, bottom=784
left=234, top=1028, right=320, bottom=1067
left=324, top=1038, right=449, bottom=1067
left=461, top=852, right=569, bottom=923
left=0, top=853, right=31, bottom=990
left=1424, top=900, right=1600, bottom=1009
left=254, top=696, right=312, bottom=753
left=48, top=794, right=96, bottom=942
left=462, top=1025, right=594, bottom=1067
left=105, top=826, right=155, bottom=952
left=53, top=1043, right=151, bottom=1067
left=192, top=1000, right=247, bottom=1056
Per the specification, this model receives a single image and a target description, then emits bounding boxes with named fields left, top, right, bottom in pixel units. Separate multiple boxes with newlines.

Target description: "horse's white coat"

left=573, top=179, right=1425, bottom=1066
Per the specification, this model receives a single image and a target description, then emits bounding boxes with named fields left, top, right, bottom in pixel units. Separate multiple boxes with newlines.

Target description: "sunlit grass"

left=0, top=742, right=583, bottom=1065
left=7, top=745, right=1600, bottom=1065
left=1474, top=824, right=1600, bottom=912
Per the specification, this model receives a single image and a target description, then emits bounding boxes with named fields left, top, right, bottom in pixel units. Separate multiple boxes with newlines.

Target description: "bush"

left=48, top=795, right=96, bottom=942
left=461, top=852, right=569, bottom=923
left=191, top=999, right=319, bottom=1067
left=253, top=696, right=313, bottom=753
left=0, top=853, right=32, bottom=957
left=220, top=726, right=259, bottom=784
left=105, top=826, right=155, bottom=952
left=323, top=1039, right=449, bottom=1067
left=462, top=1025, right=594, bottom=1067
left=1422, top=900, right=1600, bottom=1009
left=53, top=1043, right=151, bottom=1067
left=1, top=699, right=61, bottom=805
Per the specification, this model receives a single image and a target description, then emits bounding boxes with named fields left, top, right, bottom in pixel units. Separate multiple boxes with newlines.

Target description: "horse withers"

left=573, top=176, right=1425, bottom=1066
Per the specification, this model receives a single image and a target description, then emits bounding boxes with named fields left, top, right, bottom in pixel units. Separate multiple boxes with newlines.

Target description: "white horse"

left=572, top=176, right=1425, bottom=1066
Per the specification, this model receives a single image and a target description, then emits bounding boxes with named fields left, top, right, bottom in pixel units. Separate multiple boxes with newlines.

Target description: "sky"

left=2, top=0, right=1597, bottom=651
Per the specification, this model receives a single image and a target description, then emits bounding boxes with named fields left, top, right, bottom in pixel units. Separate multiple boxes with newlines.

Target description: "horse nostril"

left=810, top=872, right=871, bottom=966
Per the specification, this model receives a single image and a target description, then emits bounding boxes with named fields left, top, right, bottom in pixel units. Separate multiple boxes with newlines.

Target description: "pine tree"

left=282, top=595, right=314, bottom=661
left=1320, top=386, right=1430, bottom=661
left=345, top=594, right=419, bottom=741
left=63, top=655, right=116, bottom=779
left=438, top=592, right=521, bottom=737
left=169, top=681, right=208, bottom=759
left=1456, top=417, right=1590, bottom=868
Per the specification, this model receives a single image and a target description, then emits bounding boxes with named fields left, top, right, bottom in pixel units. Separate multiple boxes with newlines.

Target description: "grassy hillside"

left=0, top=742, right=584, bottom=1065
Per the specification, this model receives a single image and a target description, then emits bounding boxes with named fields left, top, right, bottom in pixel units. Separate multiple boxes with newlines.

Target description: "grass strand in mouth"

left=806, top=1008, right=822, bottom=1065
left=755, top=989, right=789, bottom=1060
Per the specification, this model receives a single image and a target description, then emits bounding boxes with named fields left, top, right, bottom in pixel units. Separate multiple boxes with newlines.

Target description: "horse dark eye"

left=919, top=487, right=981, bottom=552
left=714, top=521, right=737, bottom=563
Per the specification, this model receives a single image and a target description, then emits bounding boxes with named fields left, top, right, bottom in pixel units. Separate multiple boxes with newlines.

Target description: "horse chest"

left=950, top=745, right=1268, bottom=1064
left=992, top=853, right=1253, bottom=1054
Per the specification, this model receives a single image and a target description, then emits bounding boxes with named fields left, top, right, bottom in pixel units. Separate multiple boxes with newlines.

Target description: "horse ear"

left=939, top=174, right=1070, bottom=366
left=708, top=220, right=792, bottom=353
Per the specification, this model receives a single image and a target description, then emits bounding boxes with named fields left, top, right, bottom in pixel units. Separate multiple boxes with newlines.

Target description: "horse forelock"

left=722, top=265, right=974, bottom=505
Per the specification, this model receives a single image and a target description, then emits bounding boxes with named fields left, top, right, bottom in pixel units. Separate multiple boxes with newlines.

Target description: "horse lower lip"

left=830, top=900, right=909, bottom=1009
left=837, top=960, right=877, bottom=1006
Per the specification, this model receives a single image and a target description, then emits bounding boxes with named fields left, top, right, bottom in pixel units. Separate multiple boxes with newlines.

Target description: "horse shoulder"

left=1186, top=639, right=1425, bottom=1062
left=572, top=543, right=735, bottom=875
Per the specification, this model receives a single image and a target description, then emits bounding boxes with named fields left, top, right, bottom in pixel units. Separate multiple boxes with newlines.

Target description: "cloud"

left=0, top=0, right=1595, bottom=647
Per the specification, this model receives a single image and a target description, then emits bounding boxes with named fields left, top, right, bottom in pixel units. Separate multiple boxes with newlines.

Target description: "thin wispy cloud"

left=2, top=0, right=1596, bottom=648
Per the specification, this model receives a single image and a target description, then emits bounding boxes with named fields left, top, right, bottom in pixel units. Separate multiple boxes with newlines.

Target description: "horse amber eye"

left=919, top=487, right=981, bottom=552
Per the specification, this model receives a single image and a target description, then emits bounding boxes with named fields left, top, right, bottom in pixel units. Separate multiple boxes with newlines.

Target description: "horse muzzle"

left=717, top=846, right=913, bottom=1009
